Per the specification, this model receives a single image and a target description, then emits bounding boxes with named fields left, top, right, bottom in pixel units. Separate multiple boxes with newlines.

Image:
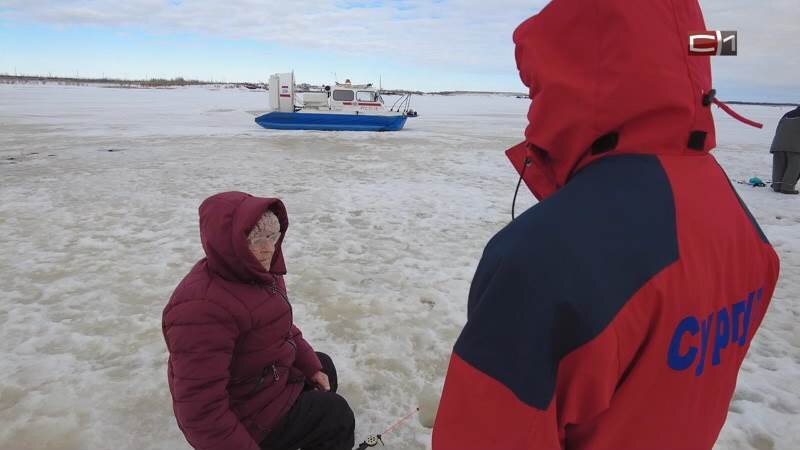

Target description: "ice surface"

left=0, top=84, right=797, bottom=449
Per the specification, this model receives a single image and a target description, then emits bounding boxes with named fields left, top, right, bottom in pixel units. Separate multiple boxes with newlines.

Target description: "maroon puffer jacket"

left=163, top=192, right=322, bottom=450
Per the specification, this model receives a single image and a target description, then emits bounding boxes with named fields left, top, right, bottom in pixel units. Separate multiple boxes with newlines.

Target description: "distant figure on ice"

left=433, top=1, right=780, bottom=450
left=163, top=192, right=354, bottom=450
left=770, top=106, right=800, bottom=194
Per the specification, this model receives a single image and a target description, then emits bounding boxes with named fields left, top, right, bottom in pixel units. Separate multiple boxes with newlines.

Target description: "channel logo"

left=688, top=31, right=737, bottom=56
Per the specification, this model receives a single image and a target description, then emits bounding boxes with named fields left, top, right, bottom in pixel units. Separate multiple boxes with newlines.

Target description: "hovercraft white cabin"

left=255, top=73, right=417, bottom=132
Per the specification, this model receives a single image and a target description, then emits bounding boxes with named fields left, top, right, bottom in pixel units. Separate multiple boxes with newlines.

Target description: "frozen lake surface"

left=0, top=84, right=797, bottom=450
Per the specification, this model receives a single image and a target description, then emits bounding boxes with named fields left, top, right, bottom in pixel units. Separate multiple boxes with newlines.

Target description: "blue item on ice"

left=749, top=177, right=766, bottom=187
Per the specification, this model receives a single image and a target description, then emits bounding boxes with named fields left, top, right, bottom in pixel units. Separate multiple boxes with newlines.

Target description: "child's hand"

left=310, top=371, right=330, bottom=391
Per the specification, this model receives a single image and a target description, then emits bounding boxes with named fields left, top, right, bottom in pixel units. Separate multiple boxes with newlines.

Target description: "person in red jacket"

left=163, top=192, right=354, bottom=450
left=433, top=1, right=780, bottom=449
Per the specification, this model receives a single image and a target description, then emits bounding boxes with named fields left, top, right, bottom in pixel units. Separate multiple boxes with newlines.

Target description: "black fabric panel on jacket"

left=590, top=132, right=620, bottom=155
left=455, top=154, right=679, bottom=410
left=688, top=131, right=707, bottom=150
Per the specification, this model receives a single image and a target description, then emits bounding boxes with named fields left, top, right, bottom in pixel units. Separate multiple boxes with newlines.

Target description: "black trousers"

left=260, top=352, right=355, bottom=450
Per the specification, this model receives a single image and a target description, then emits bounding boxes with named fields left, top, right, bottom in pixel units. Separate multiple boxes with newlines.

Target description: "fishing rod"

left=355, top=408, right=420, bottom=449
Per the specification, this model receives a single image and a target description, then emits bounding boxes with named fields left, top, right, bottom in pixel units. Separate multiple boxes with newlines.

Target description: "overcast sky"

left=0, top=0, right=797, bottom=101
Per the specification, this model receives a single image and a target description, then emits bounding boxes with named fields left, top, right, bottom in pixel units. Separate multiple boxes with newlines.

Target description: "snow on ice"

left=0, top=84, right=797, bottom=450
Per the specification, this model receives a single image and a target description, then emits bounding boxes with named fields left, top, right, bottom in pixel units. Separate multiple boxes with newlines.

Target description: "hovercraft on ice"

left=255, top=73, right=417, bottom=132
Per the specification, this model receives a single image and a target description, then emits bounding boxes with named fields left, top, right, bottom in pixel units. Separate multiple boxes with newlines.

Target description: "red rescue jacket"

left=433, top=1, right=780, bottom=449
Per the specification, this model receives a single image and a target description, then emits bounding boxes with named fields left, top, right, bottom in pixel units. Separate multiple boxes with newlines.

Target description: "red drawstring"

left=712, top=98, right=763, bottom=129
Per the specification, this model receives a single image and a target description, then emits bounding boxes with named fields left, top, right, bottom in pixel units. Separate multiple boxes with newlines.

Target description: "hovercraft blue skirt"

left=255, top=112, right=408, bottom=132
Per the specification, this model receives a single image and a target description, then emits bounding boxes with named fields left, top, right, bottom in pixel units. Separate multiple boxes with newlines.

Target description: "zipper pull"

left=272, top=364, right=280, bottom=381
left=251, top=368, right=267, bottom=394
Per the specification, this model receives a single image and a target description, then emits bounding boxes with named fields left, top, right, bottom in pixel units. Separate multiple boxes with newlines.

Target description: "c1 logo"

left=689, top=31, right=737, bottom=56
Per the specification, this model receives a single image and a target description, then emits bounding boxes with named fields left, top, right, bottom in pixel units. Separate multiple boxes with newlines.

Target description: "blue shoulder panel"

left=454, top=154, right=679, bottom=410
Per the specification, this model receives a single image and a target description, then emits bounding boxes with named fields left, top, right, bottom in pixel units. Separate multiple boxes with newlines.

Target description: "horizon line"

left=1, top=74, right=797, bottom=106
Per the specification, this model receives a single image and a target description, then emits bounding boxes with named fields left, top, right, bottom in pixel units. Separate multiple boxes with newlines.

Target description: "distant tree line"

left=0, top=74, right=257, bottom=88
left=5, top=74, right=789, bottom=104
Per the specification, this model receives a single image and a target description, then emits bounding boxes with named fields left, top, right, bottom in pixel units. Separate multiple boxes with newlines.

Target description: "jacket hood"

left=198, top=192, right=288, bottom=283
left=507, top=0, right=716, bottom=200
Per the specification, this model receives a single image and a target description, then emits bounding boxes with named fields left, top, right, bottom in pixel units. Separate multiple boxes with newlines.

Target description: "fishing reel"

left=356, top=434, right=384, bottom=449
left=355, top=407, right=418, bottom=449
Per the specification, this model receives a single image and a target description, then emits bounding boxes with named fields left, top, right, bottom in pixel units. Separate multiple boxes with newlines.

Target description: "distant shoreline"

left=0, top=74, right=230, bottom=88
left=0, top=74, right=795, bottom=106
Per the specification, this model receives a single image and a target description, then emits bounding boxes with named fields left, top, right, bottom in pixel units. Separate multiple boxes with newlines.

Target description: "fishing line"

left=355, top=408, right=420, bottom=449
